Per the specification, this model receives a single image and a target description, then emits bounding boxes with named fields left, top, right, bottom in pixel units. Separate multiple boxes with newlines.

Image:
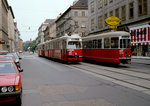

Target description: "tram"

left=82, top=31, right=131, bottom=64
left=37, top=42, right=45, bottom=57
left=37, top=33, right=82, bottom=62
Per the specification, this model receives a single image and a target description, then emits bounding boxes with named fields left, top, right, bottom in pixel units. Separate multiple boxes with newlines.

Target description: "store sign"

left=0, top=41, right=5, bottom=44
left=105, top=16, right=120, bottom=26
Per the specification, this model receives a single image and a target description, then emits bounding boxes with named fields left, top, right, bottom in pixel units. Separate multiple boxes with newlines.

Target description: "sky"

left=8, top=0, right=75, bottom=42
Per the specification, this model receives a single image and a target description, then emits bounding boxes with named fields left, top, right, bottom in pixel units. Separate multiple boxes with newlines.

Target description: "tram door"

left=62, top=40, right=66, bottom=60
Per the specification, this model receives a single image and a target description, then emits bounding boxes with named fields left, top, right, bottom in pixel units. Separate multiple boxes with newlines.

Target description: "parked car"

left=0, top=60, right=23, bottom=105
left=0, top=55, right=22, bottom=71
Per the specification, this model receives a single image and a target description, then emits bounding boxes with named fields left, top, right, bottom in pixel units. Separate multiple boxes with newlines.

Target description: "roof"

left=9, top=6, right=15, bottom=19
left=82, top=31, right=130, bottom=40
left=72, top=0, right=88, bottom=7
left=56, top=0, right=88, bottom=22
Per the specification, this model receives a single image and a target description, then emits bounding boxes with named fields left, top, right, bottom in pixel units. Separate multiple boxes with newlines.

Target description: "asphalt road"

left=7, top=53, right=150, bottom=106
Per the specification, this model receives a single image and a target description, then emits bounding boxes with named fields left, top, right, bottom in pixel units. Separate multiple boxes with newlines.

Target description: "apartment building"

left=8, top=6, right=15, bottom=52
left=88, top=0, right=150, bottom=56
left=0, top=0, right=9, bottom=51
left=56, top=0, right=88, bottom=37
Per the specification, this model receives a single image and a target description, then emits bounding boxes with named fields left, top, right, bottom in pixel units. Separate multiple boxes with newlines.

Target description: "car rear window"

left=0, top=62, right=17, bottom=74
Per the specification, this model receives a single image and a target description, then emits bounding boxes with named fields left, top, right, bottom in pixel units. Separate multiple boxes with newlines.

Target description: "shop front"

left=130, top=24, right=150, bottom=56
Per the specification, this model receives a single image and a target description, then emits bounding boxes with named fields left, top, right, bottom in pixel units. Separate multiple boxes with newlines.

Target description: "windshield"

left=0, top=56, right=13, bottom=60
left=0, top=62, right=17, bottom=74
left=120, top=39, right=131, bottom=48
left=68, top=41, right=81, bottom=49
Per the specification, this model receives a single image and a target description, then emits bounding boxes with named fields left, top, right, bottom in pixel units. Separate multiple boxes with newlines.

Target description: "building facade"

left=8, top=6, right=15, bottom=52
left=88, top=0, right=150, bottom=56
left=56, top=0, right=88, bottom=37
left=0, top=0, right=9, bottom=51
left=44, top=19, right=55, bottom=41
left=49, top=21, right=56, bottom=40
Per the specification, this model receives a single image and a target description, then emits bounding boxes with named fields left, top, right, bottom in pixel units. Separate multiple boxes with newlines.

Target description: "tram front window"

left=120, top=39, right=130, bottom=48
left=68, top=41, right=81, bottom=49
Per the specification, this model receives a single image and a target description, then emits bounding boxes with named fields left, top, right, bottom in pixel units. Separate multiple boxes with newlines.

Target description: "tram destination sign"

left=105, top=16, right=120, bottom=26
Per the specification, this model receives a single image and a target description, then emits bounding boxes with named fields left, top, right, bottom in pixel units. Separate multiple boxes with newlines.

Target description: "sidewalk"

left=131, top=56, right=150, bottom=64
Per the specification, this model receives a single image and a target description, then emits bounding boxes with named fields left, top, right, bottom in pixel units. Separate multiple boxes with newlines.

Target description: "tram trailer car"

left=82, top=31, right=131, bottom=64
left=38, top=34, right=82, bottom=62
left=37, top=43, right=45, bottom=57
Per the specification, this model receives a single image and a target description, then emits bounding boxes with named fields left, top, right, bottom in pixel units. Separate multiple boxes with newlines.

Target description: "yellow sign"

left=109, top=26, right=117, bottom=29
left=105, top=16, right=120, bottom=26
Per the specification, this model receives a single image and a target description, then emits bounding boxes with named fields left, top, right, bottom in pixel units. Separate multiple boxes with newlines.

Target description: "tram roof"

left=45, top=33, right=81, bottom=44
left=82, top=31, right=130, bottom=40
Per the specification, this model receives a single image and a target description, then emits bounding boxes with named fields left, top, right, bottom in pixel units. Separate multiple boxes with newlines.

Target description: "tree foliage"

left=24, top=40, right=37, bottom=51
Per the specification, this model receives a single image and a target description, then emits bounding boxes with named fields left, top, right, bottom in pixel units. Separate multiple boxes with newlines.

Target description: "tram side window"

left=111, top=37, right=119, bottom=48
left=93, top=40, right=98, bottom=48
left=120, top=39, right=130, bottom=48
left=87, top=41, right=92, bottom=48
left=98, top=39, right=102, bottom=48
left=83, top=41, right=86, bottom=49
left=104, top=38, right=110, bottom=48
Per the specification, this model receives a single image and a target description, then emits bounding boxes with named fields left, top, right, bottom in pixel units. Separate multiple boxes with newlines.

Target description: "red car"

left=0, top=60, right=23, bottom=105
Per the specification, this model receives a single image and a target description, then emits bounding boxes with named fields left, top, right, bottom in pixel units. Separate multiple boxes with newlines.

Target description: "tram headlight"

left=75, top=53, right=77, bottom=56
left=1, top=87, right=7, bottom=93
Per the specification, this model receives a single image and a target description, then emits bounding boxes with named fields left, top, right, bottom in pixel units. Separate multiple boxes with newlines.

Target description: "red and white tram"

left=37, top=42, right=45, bottom=57
left=82, top=31, right=131, bottom=64
left=38, top=34, right=82, bottom=62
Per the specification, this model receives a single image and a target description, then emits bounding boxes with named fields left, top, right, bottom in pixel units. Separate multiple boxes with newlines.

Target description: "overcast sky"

left=8, top=0, right=75, bottom=42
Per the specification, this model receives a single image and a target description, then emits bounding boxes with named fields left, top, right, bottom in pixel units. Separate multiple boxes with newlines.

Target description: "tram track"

left=66, top=62, right=150, bottom=92
left=81, top=62, right=150, bottom=81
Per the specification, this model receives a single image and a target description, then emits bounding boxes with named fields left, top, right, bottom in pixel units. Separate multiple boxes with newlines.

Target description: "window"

left=98, top=0, right=103, bottom=9
left=120, top=39, right=130, bottom=48
left=104, top=38, right=110, bottom=48
left=91, top=19, right=94, bottom=31
left=91, top=2, right=94, bottom=13
left=129, top=2, right=134, bottom=19
left=74, top=11, right=78, bottom=16
left=93, top=40, right=98, bottom=48
left=115, top=8, right=119, bottom=18
left=138, top=0, right=147, bottom=16
left=98, top=16, right=103, bottom=29
left=87, top=41, right=92, bottom=48
left=81, top=23, right=86, bottom=28
left=0, top=62, right=17, bottom=74
left=104, top=0, right=107, bottom=6
left=82, top=11, right=86, bottom=16
left=109, top=0, right=113, bottom=3
left=68, top=41, right=81, bottom=49
left=111, top=37, right=119, bottom=48
left=110, top=10, right=113, bottom=16
left=104, top=13, right=108, bottom=26
left=98, top=39, right=102, bottom=48
left=121, top=5, right=126, bottom=21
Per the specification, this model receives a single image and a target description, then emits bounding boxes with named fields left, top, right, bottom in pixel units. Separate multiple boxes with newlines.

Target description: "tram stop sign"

left=105, top=16, right=120, bottom=29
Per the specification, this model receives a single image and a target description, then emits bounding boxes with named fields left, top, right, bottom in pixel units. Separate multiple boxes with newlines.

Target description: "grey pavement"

left=132, top=56, right=150, bottom=64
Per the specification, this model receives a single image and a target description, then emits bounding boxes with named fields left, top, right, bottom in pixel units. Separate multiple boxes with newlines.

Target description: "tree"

left=24, top=40, right=37, bottom=52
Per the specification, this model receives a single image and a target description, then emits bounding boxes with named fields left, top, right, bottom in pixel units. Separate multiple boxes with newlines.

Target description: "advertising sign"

left=105, top=16, right=120, bottom=26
